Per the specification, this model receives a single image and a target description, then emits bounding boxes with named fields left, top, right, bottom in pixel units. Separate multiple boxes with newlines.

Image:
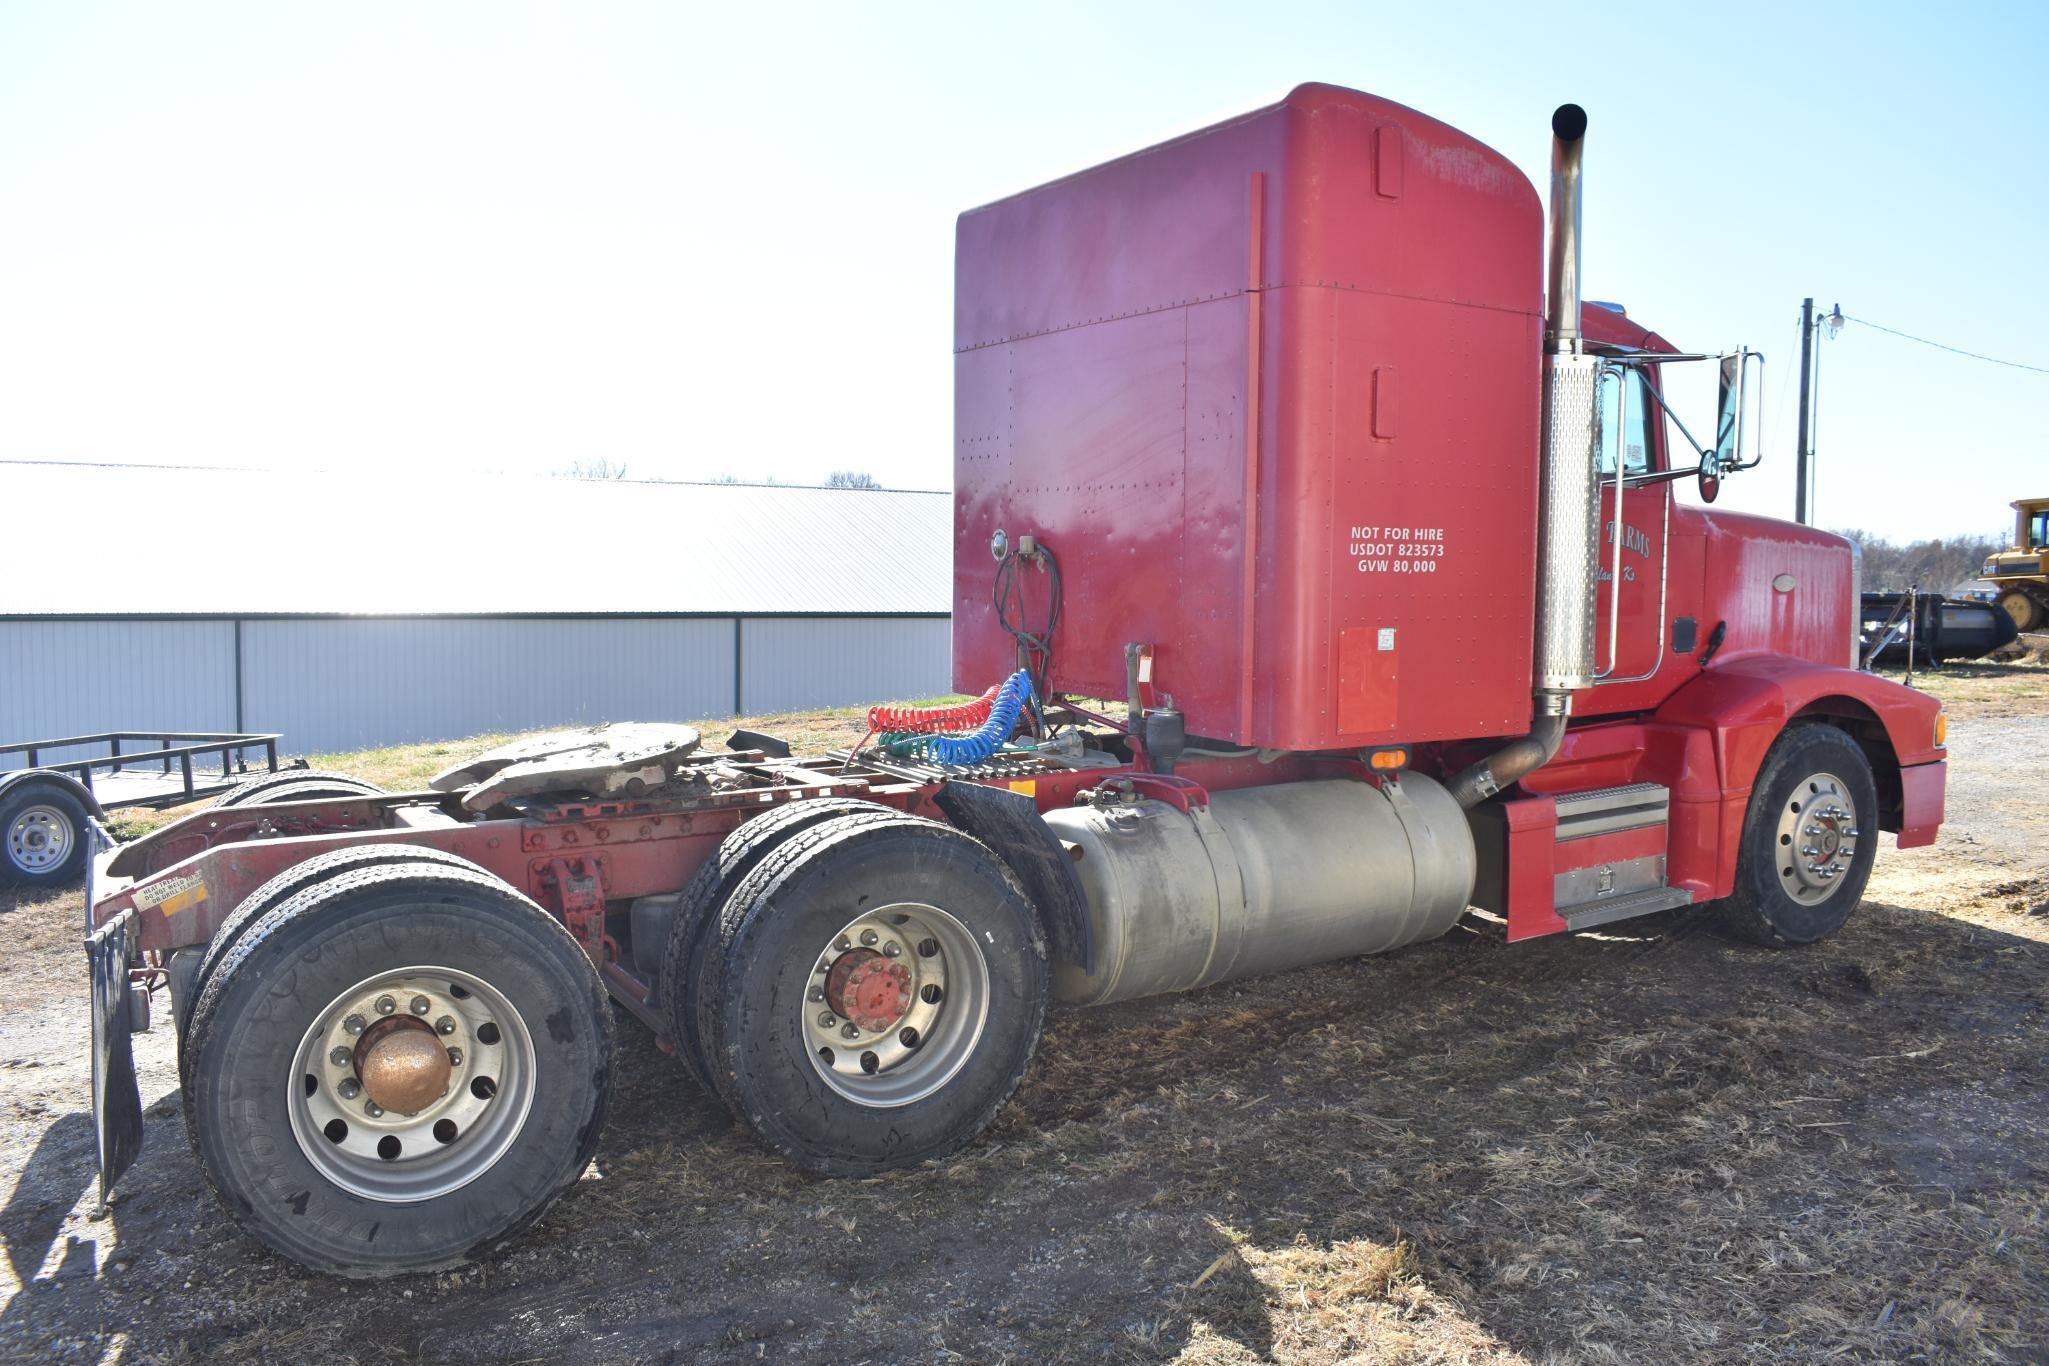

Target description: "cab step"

left=1558, top=884, right=1694, bottom=932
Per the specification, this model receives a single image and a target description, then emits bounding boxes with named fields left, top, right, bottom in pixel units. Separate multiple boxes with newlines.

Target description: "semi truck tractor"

left=83, top=85, right=1946, bottom=1276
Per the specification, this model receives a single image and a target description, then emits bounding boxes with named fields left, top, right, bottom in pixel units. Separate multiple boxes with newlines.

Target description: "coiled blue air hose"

left=916, top=669, right=1034, bottom=767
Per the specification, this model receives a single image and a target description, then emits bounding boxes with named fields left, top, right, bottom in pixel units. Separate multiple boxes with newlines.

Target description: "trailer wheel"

left=659, top=796, right=914, bottom=1089
left=697, top=814, right=1047, bottom=1176
left=0, top=781, right=88, bottom=888
left=211, top=769, right=385, bottom=809
left=183, top=860, right=612, bottom=1276
left=1715, top=724, right=1878, bottom=947
left=176, top=843, right=489, bottom=1066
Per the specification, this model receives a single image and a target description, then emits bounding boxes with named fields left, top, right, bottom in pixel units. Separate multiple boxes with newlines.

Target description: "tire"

left=211, top=770, right=385, bottom=810
left=176, top=843, right=489, bottom=1070
left=1714, top=724, right=1879, bottom=947
left=0, top=781, right=89, bottom=888
left=660, top=797, right=916, bottom=1089
left=183, top=860, right=612, bottom=1276
left=696, top=813, right=1048, bottom=1176
left=1998, top=588, right=2044, bottom=634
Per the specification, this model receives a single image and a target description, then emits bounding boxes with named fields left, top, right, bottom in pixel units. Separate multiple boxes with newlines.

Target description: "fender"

left=0, top=767, right=107, bottom=819
left=1653, top=655, right=1944, bottom=844
left=932, top=779, right=1094, bottom=975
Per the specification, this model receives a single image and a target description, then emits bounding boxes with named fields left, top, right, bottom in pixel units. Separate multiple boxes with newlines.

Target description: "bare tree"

left=558, top=458, right=630, bottom=481
left=824, top=470, right=882, bottom=490
left=1835, top=528, right=2007, bottom=594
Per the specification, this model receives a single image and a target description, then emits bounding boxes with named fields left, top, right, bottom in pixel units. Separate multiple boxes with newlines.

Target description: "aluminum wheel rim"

left=6, top=804, right=73, bottom=873
left=1775, top=771, right=1860, bottom=905
left=287, top=965, right=536, bottom=1203
left=800, top=902, right=990, bottom=1108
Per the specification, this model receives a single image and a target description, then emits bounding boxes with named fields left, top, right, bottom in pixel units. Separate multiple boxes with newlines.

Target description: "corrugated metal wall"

left=738, top=617, right=954, bottom=714
left=0, top=620, right=237, bottom=769
left=0, top=616, right=950, bottom=760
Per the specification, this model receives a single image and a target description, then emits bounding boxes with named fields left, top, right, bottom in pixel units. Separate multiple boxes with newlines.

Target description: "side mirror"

left=1714, top=353, right=1742, bottom=469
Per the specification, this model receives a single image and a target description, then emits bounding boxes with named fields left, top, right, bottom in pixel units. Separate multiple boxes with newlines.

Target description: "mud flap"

left=933, top=780, right=1094, bottom=974
left=86, top=824, right=143, bottom=1201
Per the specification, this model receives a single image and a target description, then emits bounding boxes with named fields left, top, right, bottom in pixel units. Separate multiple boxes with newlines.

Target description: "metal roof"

left=1, top=463, right=952, bottom=616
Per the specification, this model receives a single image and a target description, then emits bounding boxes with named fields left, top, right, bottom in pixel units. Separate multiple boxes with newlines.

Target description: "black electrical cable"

left=1841, top=315, right=2049, bottom=376
left=993, top=544, right=1062, bottom=728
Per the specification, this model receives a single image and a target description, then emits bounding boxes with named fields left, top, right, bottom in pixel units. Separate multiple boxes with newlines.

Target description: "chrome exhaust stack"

left=1532, top=102, right=1602, bottom=702
left=1451, top=104, right=1601, bottom=807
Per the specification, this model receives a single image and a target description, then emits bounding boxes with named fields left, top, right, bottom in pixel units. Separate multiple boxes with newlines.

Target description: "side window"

left=1597, top=366, right=1657, bottom=477
left=2031, top=510, right=2048, bottom=551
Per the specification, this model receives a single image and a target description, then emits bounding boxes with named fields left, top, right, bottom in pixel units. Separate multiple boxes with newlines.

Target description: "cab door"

left=1590, top=362, right=1669, bottom=685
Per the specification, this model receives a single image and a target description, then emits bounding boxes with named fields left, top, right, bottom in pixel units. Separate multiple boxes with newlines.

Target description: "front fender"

left=1653, top=655, right=1945, bottom=838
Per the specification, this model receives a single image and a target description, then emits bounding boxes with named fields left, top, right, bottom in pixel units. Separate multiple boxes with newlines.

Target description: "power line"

left=1842, top=314, right=2049, bottom=376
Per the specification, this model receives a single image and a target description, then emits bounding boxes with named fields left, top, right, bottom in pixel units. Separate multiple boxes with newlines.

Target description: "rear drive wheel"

left=183, top=860, right=612, bottom=1276
left=177, top=843, right=489, bottom=1067
left=697, top=814, right=1047, bottom=1175
left=211, top=770, right=385, bottom=809
left=0, top=782, right=89, bottom=888
left=1715, top=724, right=1878, bottom=947
left=661, top=797, right=918, bottom=1089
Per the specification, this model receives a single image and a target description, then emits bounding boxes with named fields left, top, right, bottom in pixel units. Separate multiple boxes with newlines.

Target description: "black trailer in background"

left=1860, top=592, right=2019, bottom=669
left=1, top=731, right=283, bottom=888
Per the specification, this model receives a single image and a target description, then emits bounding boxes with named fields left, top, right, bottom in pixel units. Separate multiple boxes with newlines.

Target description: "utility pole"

left=1794, top=296, right=1814, bottom=525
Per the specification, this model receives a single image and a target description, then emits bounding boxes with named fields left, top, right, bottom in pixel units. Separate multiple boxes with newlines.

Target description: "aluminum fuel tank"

left=1044, top=776, right=1475, bottom=1007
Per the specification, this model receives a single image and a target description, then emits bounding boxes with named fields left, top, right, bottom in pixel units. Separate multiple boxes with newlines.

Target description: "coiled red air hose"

left=866, top=685, right=1000, bottom=736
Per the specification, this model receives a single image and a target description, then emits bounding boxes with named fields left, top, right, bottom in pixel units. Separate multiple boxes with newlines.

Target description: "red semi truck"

left=84, top=85, right=1945, bottom=1276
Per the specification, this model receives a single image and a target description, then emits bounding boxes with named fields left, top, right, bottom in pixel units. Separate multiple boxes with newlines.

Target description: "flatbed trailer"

left=0, top=730, right=283, bottom=887
left=83, top=87, right=1947, bottom=1278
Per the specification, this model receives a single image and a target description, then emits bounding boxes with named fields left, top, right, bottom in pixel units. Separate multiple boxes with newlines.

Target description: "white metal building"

left=0, top=464, right=953, bottom=757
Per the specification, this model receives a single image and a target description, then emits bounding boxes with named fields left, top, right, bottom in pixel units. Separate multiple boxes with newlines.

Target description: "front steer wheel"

left=696, top=813, right=1049, bottom=1176
left=182, top=860, right=613, bottom=1276
left=1715, top=723, right=1879, bottom=947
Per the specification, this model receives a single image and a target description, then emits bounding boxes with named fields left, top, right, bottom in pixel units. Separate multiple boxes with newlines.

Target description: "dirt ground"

left=3, top=668, right=2047, bottom=1362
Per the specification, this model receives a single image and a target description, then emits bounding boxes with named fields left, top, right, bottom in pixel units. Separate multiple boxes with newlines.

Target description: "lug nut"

left=882, top=941, right=901, bottom=958
left=365, top=1100, right=385, bottom=1118
left=841, top=1022, right=860, bottom=1040
left=375, top=995, right=396, bottom=1015
left=329, top=1046, right=353, bottom=1067
left=338, top=1078, right=362, bottom=1099
left=436, top=1015, right=457, bottom=1035
left=860, top=929, right=878, bottom=946
left=343, top=1014, right=367, bottom=1036
left=447, top=1047, right=463, bottom=1066
left=410, top=995, right=431, bottom=1016
left=818, top=1012, right=838, bottom=1028
left=836, top=937, right=852, bottom=952
left=808, top=987, right=825, bottom=1003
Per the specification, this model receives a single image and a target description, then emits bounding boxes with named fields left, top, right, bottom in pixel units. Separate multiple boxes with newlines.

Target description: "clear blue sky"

left=2, top=0, right=2043, bottom=541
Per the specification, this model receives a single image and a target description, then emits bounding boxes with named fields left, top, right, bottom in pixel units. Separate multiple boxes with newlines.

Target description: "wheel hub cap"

left=288, top=967, right=536, bottom=1203
left=6, top=805, right=72, bottom=873
left=800, top=903, right=992, bottom=1108
left=824, top=949, right=913, bottom=1033
left=356, top=1018, right=452, bottom=1114
left=1775, top=772, right=1860, bottom=904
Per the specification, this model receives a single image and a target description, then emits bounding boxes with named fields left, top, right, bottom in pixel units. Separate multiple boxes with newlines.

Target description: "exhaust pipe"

left=1543, top=103, right=1587, bottom=351
left=1454, top=104, right=1599, bottom=808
